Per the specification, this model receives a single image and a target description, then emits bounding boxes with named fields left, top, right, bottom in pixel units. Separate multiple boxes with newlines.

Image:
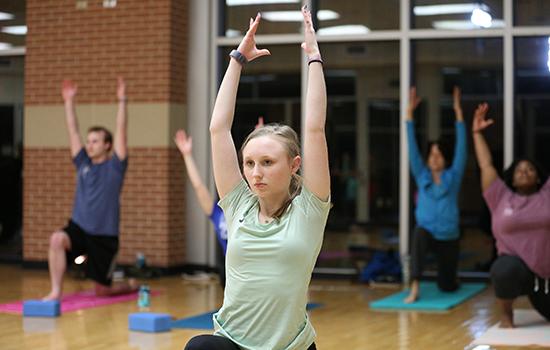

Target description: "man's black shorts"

left=63, top=220, right=119, bottom=286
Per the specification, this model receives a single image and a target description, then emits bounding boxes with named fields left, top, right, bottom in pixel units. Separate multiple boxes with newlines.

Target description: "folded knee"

left=490, top=256, right=525, bottom=284
left=49, top=231, right=69, bottom=249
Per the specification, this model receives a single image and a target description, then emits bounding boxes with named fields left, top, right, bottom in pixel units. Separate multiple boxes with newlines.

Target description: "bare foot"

left=499, top=308, right=514, bottom=328
left=497, top=298, right=514, bottom=328
left=404, top=292, right=418, bottom=304
left=499, top=317, right=514, bottom=328
left=404, top=280, right=419, bottom=303
left=42, top=291, right=61, bottom=301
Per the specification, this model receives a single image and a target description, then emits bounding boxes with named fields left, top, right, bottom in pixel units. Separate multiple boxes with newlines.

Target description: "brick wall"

left=24, top=0, right=188, bottom=267
left=26, top=0, right=187, bottom=104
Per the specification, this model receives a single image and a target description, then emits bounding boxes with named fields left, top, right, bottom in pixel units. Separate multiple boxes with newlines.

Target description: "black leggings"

left=490, top=255, right=550, bottom=321
left=410, top=227, right=459, bottom=292
left=184, top=335, right=317, bottom=350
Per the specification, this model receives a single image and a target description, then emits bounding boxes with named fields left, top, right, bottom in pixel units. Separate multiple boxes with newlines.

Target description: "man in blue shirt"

left=43, top=78, right=135, bottom=301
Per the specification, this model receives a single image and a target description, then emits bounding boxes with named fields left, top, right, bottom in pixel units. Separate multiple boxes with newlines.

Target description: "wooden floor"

left=0, top=264, right=535, bottom=350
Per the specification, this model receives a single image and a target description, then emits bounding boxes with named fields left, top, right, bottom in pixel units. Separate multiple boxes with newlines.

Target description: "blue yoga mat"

left=172, top=303, right=323, bottom=330
left=369, top=282, right=486, bottom=311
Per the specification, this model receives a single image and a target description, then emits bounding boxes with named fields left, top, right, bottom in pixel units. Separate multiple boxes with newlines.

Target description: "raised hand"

left=255, top=116, right=264, bottom=129
left=406, top=87, right=421, bottom=120
left=453, top=86, right=461, bottom=111
left=117, top=77, right=127, bottom=101
left=472, top=103, right=493, bottom=133
left=236, top=13, right=271, bottom=62
left=174, top=129, right=193, bottom=156
left=301, top=5, right=320, bottom=57
left=62, top=80, right=78, bottom=101
left=452, top=86, right=464, bottom=121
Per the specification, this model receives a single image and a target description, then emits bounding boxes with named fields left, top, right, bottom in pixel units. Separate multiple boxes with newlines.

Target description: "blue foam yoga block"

left=129, top=312, right=172, bottom=333
left=23, top=300, right=61, bottom=317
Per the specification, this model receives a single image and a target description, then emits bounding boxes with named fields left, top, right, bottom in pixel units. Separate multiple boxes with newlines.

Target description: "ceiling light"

left=318, top=25, right=370, bottom=36
left=0, top=42, right=13, bottom=50
left=433, top=19, right=503, bottom=30
left=0, top=12, right=14, bottom=20
left=226, top=0, right=299, bottom=5
left=414, top=3, right=488, bottom=16
left=1, top=25, right=27, bottom=35
left=471, top=7, right=492, bottom=28
left=262, top=10, right=339, bottom=22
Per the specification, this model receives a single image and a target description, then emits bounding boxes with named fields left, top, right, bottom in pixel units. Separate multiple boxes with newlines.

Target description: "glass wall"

left=220, top=45, right=302, bottom=147
left=0, top=1, right=26, bottom=52
left=514, top=0, right=550, bottom=26
left=321, top=42, right=400, bottom=270
left=215, top=0, right=550, bottom=278
left=412, top=0, right=503, bottom=30
left=222, top=0, right=303, bottom=36
left=318, top=0, right=399, bottom=33
left=514, top=37, right=550, bottom=166
left=413, top=38, right=503, bottom=273
left=0, top=0, right=25, bottom=254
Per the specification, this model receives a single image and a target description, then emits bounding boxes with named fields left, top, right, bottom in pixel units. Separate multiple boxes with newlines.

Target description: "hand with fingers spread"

left=472, top=103, right=493, bottom=133
left=174, top=129, right=193, bottom=156
left=301, top=5, right=321, bottom=59
left=236, top=13, right=271, bottom=63
left=406, top=87, right=421, bottom=120
left=62, top=80, right=78, bottom=102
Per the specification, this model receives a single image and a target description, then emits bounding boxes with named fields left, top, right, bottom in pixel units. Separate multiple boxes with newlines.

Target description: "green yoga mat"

left=369, top=282, right=486, bottom=311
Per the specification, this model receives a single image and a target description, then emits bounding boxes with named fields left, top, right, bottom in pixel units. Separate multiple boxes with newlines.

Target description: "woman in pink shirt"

left=472, top=103, right=550, bottom=328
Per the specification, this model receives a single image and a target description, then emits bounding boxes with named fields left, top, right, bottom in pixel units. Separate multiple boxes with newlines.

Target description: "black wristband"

left=229, top=49, right=248, bottom=65
left=307, top=53, right=323, bottom=66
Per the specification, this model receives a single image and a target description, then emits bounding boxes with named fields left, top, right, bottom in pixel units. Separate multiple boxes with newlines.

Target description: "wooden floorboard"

left=0, top=264, right=535, bottom=350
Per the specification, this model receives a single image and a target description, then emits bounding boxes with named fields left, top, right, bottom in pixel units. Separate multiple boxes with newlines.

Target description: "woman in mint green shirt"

left=184, top=7, right=330, bottom=350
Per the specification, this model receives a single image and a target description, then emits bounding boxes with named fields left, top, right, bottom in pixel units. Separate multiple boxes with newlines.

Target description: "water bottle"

left=136, top=252, right=146, bottom=269
left=138, top=284, right=150, bottom=310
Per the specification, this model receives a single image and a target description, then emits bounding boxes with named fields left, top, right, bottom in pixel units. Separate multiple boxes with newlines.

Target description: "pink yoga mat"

left=0, top=289, right=161, bottom=315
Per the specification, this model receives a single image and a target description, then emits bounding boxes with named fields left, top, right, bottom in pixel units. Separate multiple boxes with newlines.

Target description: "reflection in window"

left=514, top=37, right=550, bottom=166
left=0, top=2, right=26, bottom=51
left=222, top=0, right=303, bottom=36
left=318, top=0, right=399, bottom=33
left=514, top=0, right=550, bottom=26
left=221, top=45, right=301, bottom=150
left=413, top=38, right=503, bottom=273
left=412, top=0, right=503, bottom=30
left=318, top=41, right=400, bottom=270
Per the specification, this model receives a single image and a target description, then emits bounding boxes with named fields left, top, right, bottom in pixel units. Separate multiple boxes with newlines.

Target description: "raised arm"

left=114, top=77, right=128, bottom=160
left=301, top=6, right=329, bottom=200
left=209, top=14, right=270, bottom=198
left=472, top=103, right=498, bottom=191
left=62, top=80, right=83, bottom=158
left=452, top=86, right=464, bottom=122
left=451, top=86, right=467, bottom=176
left=174, top=129, right=214, bottom=216
left=405, top=86, right=425, bottom=178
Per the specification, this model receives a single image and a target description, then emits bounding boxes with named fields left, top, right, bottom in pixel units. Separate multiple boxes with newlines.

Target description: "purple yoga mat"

left=0, top=289, right=161, bottom=314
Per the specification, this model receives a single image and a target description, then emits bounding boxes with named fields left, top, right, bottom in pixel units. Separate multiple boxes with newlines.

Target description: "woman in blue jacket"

left=404, top=86, right=467, bottom=303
